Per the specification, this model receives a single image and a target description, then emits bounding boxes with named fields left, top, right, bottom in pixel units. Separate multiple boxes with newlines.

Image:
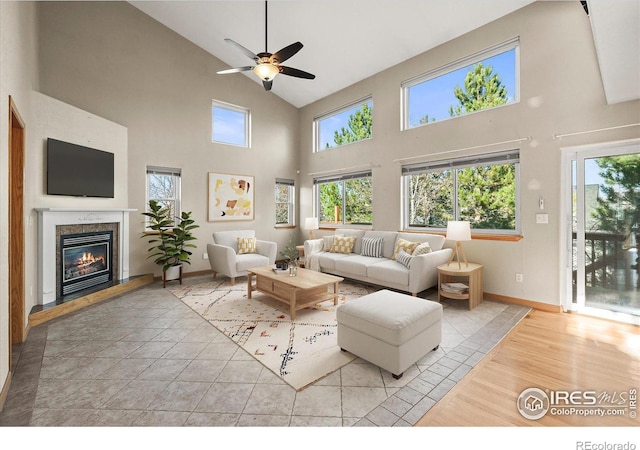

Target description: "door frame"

left=8, top=96, right=26, bottom=367
left=560, top=138, right=640, bottom=325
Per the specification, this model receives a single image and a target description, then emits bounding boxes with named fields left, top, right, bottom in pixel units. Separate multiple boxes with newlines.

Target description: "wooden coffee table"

left=247, top=266, right=343, bottom=320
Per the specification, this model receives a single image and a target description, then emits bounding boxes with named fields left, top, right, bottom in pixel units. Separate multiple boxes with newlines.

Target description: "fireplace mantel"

left=35, top=208, right=136, bottom=305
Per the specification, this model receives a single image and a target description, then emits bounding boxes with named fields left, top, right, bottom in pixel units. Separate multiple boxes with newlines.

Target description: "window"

left=146, top=166, right=181, bottom=227
left=402, top=150, right=520, bottom=233
left=314, top=96, right=373, bottom=151
left=275, top=178, right=295, bottom=227
left=315, top=171, right=373, bottom=226
left=402, top=39, right=519, bottom=130
left=212, top=100, right=250, bottom=147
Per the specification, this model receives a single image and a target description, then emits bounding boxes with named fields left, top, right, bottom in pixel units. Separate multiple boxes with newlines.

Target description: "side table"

left=437, top=262, right=483, bottom=310
left=296, top=244, right=305, bottom=268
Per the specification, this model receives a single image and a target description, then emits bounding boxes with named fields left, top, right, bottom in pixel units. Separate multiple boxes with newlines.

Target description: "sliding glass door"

left=563, top=140, right=639, bottom=323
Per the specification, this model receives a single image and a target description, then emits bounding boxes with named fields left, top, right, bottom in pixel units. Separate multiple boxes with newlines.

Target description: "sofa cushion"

left=213, top=230, right=255, bottom=253
left=330, top=236, right=356, bottom=254
left=361, top=237, right=384, bottom=257
left=392, top=238, right=420, bottom=260
left=237, top=237, right=256, bottom=254
left=397, top=232, right=445, bottom=252
left=367, top=260, right=409, bottom=286
left=317, top=252, right=350, bottom=271
left=236, top=253, right=269, bottom=272
left=335, top=255, right=386, bottom=277
left=323, top=234, right=343, bottom=251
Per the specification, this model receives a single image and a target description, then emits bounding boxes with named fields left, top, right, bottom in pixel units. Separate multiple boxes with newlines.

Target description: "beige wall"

left=298, top=1, right=640, bottom=306
left=37, top=1, right=301, bottom=278
left=0, top=0, right=39, bottom=400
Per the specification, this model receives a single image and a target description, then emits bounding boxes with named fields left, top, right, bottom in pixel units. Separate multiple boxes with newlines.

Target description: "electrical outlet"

left=516, top=273, right=523, bottom=283
left=536, top=213, right=549, bottom=224
left=202, top=252, right=208, bottom=260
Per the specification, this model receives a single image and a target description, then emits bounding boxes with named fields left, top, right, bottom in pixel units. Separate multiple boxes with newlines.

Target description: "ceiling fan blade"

left=224, top=38, right=259, bottom=62
left=279, top=66, right=316, bottom=80
left=216, top=66, right=254, bottom=74
left=262, top=79, right=273, bottom=91
left=270, top=42, right=303, bottom=64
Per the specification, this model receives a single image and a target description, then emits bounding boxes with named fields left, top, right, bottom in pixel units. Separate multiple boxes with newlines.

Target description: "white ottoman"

left=337, top=289, right=442, bottom=379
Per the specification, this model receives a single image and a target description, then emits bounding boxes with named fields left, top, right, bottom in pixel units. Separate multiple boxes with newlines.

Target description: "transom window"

left=146, top=166, right=181, bottom=227
left=313, top=97, right=373, bottom=152
left=402, top=150, right=520, bottom=234
left=314, top=171, right=373, bottom=226
left=275, top=178, right=295, bottom=227
left=212, top=100, right=250, bottom=147
left=402, top=38, right=519, bottom=130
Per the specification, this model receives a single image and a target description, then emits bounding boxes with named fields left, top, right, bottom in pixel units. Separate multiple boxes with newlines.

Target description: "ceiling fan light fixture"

left=253, top=63, right=279, bottom=81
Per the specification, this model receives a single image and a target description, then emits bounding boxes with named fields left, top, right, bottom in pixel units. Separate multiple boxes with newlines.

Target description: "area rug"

left=169, top=279, right=379, bottom=390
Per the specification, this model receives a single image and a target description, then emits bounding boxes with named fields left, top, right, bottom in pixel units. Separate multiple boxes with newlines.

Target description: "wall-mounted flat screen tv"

left=47, top=138, right=115, bottom=198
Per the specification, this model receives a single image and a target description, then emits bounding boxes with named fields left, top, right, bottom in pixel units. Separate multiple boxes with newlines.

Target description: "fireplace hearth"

left=61, top=231, right=113, bottom=296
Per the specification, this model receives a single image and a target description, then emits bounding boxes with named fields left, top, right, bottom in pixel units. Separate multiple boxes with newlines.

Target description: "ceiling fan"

left=216, top=1, right=315, bottom=91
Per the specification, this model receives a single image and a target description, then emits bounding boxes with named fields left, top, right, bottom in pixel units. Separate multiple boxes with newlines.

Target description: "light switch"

left=536, top=213, right=549, bottom=224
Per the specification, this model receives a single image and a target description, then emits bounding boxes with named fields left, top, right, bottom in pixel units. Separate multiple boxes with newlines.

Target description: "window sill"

left=274, top=225, right=296, bottom=230
left=401, top=230, right=522, bottom=242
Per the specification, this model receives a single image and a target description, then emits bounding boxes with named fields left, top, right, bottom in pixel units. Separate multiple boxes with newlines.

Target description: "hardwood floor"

left=416, top=309, right=640, bottom=426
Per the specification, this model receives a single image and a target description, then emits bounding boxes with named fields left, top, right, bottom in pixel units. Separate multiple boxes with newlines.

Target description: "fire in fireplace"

left=60, top=231, right=113, bottom=296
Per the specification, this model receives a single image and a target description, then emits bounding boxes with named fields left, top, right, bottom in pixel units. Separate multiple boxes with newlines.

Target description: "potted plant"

left=142, top=200, right=199, bottom=287
left=280, top=238, right=300, bottom=276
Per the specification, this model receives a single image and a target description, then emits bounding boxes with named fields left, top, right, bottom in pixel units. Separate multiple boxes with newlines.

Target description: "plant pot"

left=163, top=264, right=183, bottom=288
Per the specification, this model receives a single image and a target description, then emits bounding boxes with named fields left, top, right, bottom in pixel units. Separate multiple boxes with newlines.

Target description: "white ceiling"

left=129, top=0, right=639, bottom=109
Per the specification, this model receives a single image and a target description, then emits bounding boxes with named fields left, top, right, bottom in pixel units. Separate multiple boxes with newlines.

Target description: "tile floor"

left=0, top=274, right=529, bottom=427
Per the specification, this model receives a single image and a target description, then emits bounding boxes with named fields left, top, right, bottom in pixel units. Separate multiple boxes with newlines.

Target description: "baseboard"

left=0, top=371, right=11, bottom=413
left=29, top=274, right=155, bottom=327
left=153, top=269, right=212, bottom=281
left=484, top=292, right=563, bottom=313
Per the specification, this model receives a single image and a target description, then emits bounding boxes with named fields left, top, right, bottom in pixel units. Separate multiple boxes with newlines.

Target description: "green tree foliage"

left=449, top=63, right=508, bottom=117
left=458, top=165, right=516, bottom=230
left=592, top=154, right=640, bottom=241
left=331, top=103, right=373, bottom=147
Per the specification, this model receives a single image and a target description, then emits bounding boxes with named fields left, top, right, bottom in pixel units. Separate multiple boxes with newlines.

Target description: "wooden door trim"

left=8, top=96, right=26, bottom=361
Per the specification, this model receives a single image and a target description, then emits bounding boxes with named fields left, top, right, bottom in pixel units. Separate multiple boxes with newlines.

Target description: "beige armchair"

left=206, top=230, right=277, bottom=285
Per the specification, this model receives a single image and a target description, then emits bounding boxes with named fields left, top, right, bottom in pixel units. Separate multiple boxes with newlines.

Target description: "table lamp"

left=305, top=217, right=319, bottom=239
left=446, top=221, right=471, bottom=268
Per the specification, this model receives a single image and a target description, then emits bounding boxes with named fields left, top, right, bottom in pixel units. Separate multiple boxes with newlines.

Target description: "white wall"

left=37, top=1, right=301, bottom=279
left=0, top=0, right=39, bottom=400
left=25, top=91, right=128, bottom=313
left=298, top=1, right=640, bottom=307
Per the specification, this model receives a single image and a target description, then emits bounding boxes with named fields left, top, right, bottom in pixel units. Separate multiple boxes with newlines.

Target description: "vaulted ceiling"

left=129, top=0, right=639, bottom=109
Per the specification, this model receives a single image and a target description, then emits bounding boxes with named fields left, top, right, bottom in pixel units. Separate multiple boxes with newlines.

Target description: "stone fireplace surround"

left=36, top=208, right=136, bottom=306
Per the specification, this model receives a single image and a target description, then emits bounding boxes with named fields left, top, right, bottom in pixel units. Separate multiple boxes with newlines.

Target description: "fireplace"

left=60, top=231, right=113, bottom=296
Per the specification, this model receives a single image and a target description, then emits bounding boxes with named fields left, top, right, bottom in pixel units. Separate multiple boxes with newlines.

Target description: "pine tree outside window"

left=402, top=38, right=519, bottom=130
left=315, top=171, right=373, bottom=227
left=313, top=96, right=373, bottom=152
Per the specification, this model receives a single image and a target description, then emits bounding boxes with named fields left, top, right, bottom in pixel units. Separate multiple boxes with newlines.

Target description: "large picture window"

left=212, top=100, right=250, bottom=147
left=313, top=97, right=373, bottom=152
left=315, top=171, right=373, bottom=226
left=402, top=150, right=520, bottom=233
left=402, top=39, right=519, bottom=130
left=146, top=166, right=181, bottom=227
left=275, top=178, right=295, bottom=227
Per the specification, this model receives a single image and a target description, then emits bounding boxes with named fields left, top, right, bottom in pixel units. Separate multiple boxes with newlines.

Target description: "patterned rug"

left=169, top=279, right=379, bottom=390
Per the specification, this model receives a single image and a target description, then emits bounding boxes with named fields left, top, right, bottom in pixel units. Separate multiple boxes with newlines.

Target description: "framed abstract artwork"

left=208, top=172, right=255, bottom=222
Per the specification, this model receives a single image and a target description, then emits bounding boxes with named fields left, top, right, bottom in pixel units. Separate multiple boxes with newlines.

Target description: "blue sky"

left=212, top=106, right=246, bottom=146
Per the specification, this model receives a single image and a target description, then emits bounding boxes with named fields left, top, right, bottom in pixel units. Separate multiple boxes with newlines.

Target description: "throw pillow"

left=237, top=237, right=257, bottom=255
left=392, top=238, right=419, bottom=260
left=330, top=236, right=356, bottom=254
left=322, top=234, right=343, bottom=252
left=412, top=241, right=432, bottom=256
left=396, top=250, right=413, bottom=268
left=361, top=237, right=384, bottom=257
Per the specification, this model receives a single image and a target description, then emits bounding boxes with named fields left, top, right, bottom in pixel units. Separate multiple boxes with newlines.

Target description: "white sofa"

left=207, top=230, right=277, bottom=285
left=304, top=229, right=453, bottom=296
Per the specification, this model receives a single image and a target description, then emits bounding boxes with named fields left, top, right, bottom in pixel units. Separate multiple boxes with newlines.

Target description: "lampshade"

left=304, top=217, right=319, bottom=230
left=253, top=63, right=279, bottom=81
left=446, top=221, right=471, bottom=241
